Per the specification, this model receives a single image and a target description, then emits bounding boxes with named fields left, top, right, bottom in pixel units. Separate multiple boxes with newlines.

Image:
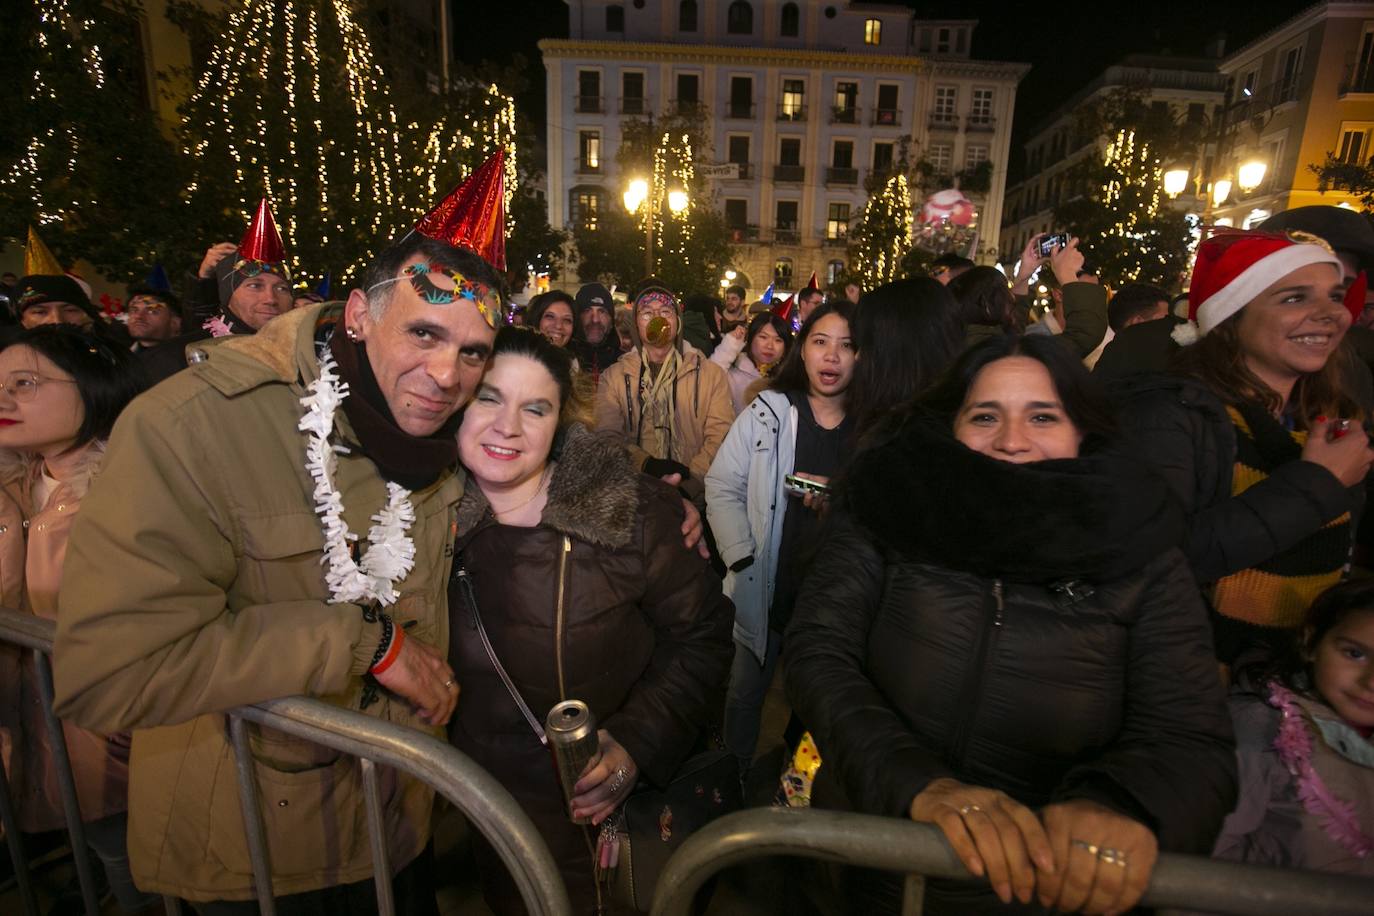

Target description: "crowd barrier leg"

left=227, top=715, right=278, bottom=916
left=0, top=753, right=40, bottom=916
left=360, top=758, right=395, bottom=916
left=34, top=650, right=101, bottom=916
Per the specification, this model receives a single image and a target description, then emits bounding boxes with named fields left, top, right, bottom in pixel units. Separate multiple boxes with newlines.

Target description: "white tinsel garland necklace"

left=298, top=345, right=417, bottom=606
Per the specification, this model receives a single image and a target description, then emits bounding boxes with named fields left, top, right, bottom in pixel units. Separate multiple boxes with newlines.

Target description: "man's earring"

left=346, top=327, right=360, bottom=342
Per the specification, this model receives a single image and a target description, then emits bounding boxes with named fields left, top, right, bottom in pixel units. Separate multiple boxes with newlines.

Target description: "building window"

left=728, top=135, right=751, bottom=165
left=965, top=145, right=989, bottom=168
left=832, top=141, right=854, bottom=169
left=935, top=27, right=951, bottom=53
left=1339, top=129, right=1368, bottom=164
left=774, top=257, right=794, bottom=286
left=1241, top=69, right=1258, bottom=97
left=729, top=76, right=753, bottom=118
left=606, top=4, right=624, bottom=32
left=779, top=137, right=802, bottom=166
left=834, top=81, right=858, bottom=121
left=571, top=188, right=602, bottom=230
left=781, top=78, right=805, bottom=119
left=622, top=71, right=645, bottom=115
left=826, top=260, right=845, bottom=285
left=577, top=70, right=601, bottom=113
left=928, top=142, right=952, bottom=174
left=934, top=85, right=958, bottom=122
left=727, top=1, right=753, bottom=34
left=875, top=84, right=899, bottom=125
left=970, top=88, right=994, bottom=125
left=1355, top=28, right=1374, bottom=92
left=724, top=198, right=748, bottom=229
left=873, top=141, right=894, bottom=173
left=578, top=131, right=601, bottom=172
left=780, top=2, right=799, bottom=37
left=1187, top=102, right=1205, bottom=125
left=775, top=200, right=799, bottom=230
left=864, top=18, right=882, bottom=45
left=679, top=0, right=697, bottom=31
left=676, top=72, right=699, bottom=112
left=827, top=202, right=850, bottom=239
left=1279, top=46, right=1302, bottom=102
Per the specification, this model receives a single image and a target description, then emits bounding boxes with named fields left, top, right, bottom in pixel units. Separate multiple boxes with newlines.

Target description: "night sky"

left=458, top=0, right=1310, bottom=175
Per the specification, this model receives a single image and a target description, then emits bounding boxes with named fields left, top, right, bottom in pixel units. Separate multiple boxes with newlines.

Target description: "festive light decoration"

left=178, top=1, right=517, bottom=283
left=637, top=131, right=697, bottom=278
left=849, top=173, right=915, bottom=290
left=1099, top=129, right=1165, bottom=282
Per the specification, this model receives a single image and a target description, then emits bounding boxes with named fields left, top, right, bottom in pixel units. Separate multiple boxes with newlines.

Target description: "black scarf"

left=325, top=324, right=459, bottom=491
left=844, top=412, right=1183, bottom=584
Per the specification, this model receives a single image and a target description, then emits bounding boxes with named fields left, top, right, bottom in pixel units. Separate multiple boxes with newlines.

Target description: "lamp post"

left=623, top=177, right=688, bottom=277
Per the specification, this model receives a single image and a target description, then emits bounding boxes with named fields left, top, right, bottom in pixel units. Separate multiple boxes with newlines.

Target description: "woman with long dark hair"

left=709, top=312, right=793, bottom=414
left=847, top=277, right=965, bottom=439
left=705, top=302, right=855, bottom=771
left=1119, top=230, right=1373, bottom=664
left=786, top=334, right=1235, bottom=914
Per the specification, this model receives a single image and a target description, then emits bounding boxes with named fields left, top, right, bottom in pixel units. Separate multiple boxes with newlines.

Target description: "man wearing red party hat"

left=53, top=152, right=514, bottom=909
left=796, top=272, right=824, bottom=325
left=142, top=199, right=296, bottom=384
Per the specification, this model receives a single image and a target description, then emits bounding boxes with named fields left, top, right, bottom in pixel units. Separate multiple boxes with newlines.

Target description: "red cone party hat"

left=239, top=198, right=287, bottom=265
left=770, top=293, right=794, bottom=321
left=805, top=271, right=819, bottom=291
left=413, top=149, right=507, bottom=272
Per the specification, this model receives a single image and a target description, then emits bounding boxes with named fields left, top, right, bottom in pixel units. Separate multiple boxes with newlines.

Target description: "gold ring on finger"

left=1070, top=838, right=1100, bottom=856
left=1098, top=848, right=1127, bottom=867
left=958, top=803, right=982, bottom=816
left=443, top=679, right=455, bottom=689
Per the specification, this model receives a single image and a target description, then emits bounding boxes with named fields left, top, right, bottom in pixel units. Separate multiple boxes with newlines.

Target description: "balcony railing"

left=728, top=162, right=752, bottom=180
left=777, top=103, right=806, bottom=122
left=729, top=224, right=760, bottom=242
left=966, top=115, right=996, bottom=132
left=620, top=97, right=648, bottom=115
left=1226, top=76, right=1301, bottom=126
left=831, top=105, right=859, bottom=124
left=774, top=226, right=800, bottom=244
left=726, top=102, right=756, bottom=119
left=575, top=160, right=601, bottom=175
left=823, top=234, right=847, bottom=247
left=928, top=114, right=960, bottom=131
left=826, top=167, right=859, bottom=185
left=869, top=165, right=896, bottom=183
left=672, top=99, right=703, bottom=116
left=574, top=95, right=603, bottom=114
left=872, top=108, right=900, bottom=126
left=774, top=164, right=805, bottom=182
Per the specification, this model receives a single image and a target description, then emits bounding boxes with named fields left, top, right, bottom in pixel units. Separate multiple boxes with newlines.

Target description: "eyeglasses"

left=0, top=372, right=77, bottom=402
left=636, top=305, right=677, bottom=320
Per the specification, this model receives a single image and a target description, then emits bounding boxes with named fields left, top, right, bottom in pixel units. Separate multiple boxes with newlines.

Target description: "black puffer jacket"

left=1112, top=374, right=1358, bottom=586
left=785, top=417, right=1236, bottom=884
left=448, top=425, right=733, bottom=913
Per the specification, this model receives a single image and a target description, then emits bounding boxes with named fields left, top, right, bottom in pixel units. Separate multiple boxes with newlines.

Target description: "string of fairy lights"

left=853, top=173, right=914, bottom=289
left=647, top=131, right=696, bottom=274
left=1101, top=128, right=1167, bottom=281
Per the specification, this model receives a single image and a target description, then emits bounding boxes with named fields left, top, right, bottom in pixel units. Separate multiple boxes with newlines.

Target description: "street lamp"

left=1237, top=160, right=1268, bottom=193
left=1212, top=178, right=1233, bottom=208
left=1163, top=166, right=1190, bottom=199
left=624, top=178, right=689, bottom=277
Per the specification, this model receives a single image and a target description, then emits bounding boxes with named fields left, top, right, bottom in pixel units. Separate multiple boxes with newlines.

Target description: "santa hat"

left=411, top=149, right=507, bottom=272
left=1173, top=230, right=1343, bottom=346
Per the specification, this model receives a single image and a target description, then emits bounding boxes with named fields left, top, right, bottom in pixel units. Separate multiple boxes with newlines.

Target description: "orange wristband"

left=369, top=622, right=405, bottom=676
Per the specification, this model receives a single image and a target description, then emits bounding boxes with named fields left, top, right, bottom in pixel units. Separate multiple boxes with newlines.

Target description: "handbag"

left=455, top=560, right=741, bottom=912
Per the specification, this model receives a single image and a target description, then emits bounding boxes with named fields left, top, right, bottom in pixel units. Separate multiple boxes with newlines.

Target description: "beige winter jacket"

left=52, top=304, right=463, bottom=901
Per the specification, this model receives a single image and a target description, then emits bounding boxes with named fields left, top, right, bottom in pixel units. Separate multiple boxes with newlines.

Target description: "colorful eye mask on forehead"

left=401, top=262, right=499, bottom=328
left=234, top=258, right=292, bottom=282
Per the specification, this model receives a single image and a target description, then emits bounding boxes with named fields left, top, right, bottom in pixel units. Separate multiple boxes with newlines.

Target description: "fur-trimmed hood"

left=457, top=422, right=642, bottom=549
left=844, top=412, right=1184, bottom=584
left=0, top=440, right=107, bottom=511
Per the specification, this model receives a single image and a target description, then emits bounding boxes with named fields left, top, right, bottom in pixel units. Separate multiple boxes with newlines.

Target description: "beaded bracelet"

left=367, top=614, right=395, bottom=671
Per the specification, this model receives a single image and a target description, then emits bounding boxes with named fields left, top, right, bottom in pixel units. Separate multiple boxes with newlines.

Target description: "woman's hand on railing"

left=909, top=776, right=1054, bottom=906
left=1035, top=799, right=1158, bottom=915
left=571, top=729, right=639, bottom=825
left=372, top=636, right=459, bottom=726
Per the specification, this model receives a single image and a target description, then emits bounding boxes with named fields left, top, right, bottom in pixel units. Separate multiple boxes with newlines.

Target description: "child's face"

left=1313, top=609, right=1374, bottom=729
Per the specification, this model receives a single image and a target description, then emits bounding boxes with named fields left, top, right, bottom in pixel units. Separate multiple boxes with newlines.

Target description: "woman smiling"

left=1120, top=230, right=1374, bottom=664
left=447, top=327, right=732, bottom=914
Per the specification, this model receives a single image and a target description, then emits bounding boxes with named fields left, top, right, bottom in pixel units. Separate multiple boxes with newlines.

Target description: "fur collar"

left=0, top=440, right=107, bottom=510
left=457, top=423, right=641, bottom=549
left=844, top=413, right=1183, bottom=584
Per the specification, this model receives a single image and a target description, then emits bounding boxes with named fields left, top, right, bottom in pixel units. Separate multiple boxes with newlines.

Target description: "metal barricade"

left=0, top=608, right=572, bottom=916
left=649, top=807, right=1374, bottom=916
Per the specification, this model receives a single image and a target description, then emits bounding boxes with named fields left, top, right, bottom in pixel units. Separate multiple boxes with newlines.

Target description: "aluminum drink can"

left=547, top=699, right=599, bottom=824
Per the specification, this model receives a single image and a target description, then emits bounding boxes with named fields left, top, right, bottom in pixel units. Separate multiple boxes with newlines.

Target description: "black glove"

left=643, top=457, right=691, bottom=480
left=729, top=555, right=755, bottom=573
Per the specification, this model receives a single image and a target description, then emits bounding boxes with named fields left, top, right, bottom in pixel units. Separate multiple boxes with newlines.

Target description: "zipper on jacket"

left=947, top=578, right=1004, bottom=769
left=554, top=535, right=572, bottom=700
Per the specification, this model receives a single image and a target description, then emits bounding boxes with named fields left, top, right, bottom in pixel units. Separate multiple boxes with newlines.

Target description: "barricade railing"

left=649, top=807, right=1374, bottom=916
left=0, top=608, right=572, bottom=916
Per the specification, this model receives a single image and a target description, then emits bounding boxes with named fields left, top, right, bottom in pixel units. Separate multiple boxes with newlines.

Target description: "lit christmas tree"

left=0, top=0, right=186, bottom=278
left=177, top=0, right=516, bottom=282
left=849, top=173, right=914, bottom=290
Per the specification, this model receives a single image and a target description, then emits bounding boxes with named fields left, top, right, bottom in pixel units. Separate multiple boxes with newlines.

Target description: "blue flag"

left=760, top=283, right=775, bottom=305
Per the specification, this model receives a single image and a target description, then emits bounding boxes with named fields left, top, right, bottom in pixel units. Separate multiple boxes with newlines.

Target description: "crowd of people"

left=0, top=146, right=1371, bottom=916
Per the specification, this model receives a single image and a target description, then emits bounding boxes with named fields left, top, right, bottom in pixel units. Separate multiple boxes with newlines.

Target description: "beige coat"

left=53, top=304, right=463, bottom=900
left=593, top=345, right=734, bottom=502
